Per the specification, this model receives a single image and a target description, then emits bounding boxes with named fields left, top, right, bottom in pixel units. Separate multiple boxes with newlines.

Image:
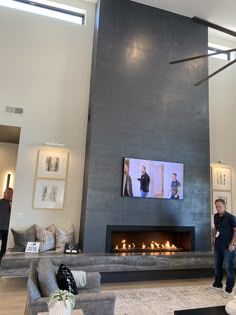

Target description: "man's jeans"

left=214, top=248, right=235, bottom=289
left=141, top=191, right=148, bottom=198
left=0, top=230, right=8, bottom=261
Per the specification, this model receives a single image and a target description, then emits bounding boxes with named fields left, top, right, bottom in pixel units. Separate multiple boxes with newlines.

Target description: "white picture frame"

left=36, top=149, right=69, bottom=179
left=211, top=166, right=232, bottom=191
left=33, top=179, right=66, bottom=209
left=212, top=190, right=232, bottom=214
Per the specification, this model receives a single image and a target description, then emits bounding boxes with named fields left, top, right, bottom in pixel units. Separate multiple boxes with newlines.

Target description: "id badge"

left=215, top=231, right=220, bottom=238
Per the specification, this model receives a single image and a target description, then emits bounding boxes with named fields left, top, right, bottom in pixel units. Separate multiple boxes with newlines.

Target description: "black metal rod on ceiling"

left=170, top=48, right=236, bottom=65
left=192, top=17, right=236, bottom=38
left=195, top=58, right=236, bottom=86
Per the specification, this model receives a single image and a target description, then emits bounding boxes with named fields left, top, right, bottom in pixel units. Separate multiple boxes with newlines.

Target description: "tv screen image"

left=122, top=157, right=184, bottom=200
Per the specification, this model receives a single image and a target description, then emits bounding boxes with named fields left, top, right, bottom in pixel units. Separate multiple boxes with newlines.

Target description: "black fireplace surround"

left=105, top=225, right=195, bottom=253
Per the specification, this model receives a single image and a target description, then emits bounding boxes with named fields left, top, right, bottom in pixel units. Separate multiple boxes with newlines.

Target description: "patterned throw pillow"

left=37, top=258, right=58, bottom=297
left=56, top=264, right=78, bottom=295
left=35, top=224, right=56, bottom=252
left=11, top=226, right=36, bottom=251
left=55, top=223, right=74, bottom=252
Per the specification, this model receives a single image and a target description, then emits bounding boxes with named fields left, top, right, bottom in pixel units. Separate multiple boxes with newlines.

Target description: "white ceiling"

left=131, top=0, right=236, bottom=42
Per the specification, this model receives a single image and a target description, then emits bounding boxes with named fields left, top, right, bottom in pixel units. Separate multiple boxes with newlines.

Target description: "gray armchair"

left=25, top=262, right=116, bottom=315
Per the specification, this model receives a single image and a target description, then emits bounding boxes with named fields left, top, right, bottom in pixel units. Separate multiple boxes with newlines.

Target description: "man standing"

left=209, top=199, right=236, bottom=298
left=137, top=166, right=150, bottom=198
left=169, top=173, right=181, bottom=199
left=123, top=163, right=133, bottom=197
left=0, top=187, right=13, bottom=262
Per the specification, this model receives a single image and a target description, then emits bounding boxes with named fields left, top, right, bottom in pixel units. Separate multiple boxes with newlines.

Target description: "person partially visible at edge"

left=0, top=187, right=13, bottom=262
left=123, top=163, right=133, bottom=197
left=169, top=173, right=181, bottom=199
left=137, top=166, right=150, bottom=198
left=208, top=198, right=236, bottom=298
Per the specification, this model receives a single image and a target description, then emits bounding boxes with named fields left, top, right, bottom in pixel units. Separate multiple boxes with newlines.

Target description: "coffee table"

left=174, top=305, right=227, bottom=315
left=38, top=310, right=84, bottom=315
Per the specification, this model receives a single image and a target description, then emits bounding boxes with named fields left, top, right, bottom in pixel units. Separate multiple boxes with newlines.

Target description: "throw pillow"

left=35, top=224, right=56, bottom=252
left=37, top=258, right=58, bottom=297
left=55, top=223, right=74, bottom=252
left=11, top=225, right=36, bottom=250
left=56, top=264, right=78, bottom=295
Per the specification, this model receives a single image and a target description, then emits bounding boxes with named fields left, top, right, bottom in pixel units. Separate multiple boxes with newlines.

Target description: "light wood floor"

left=0, top=276, right=212, bottom=315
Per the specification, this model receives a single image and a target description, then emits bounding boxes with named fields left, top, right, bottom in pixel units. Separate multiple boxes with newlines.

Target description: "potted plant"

left=48, top=289, right=75, bottom=315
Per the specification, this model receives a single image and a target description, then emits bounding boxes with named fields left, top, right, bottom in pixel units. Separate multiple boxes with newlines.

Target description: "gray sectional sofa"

left=24, top=260, right=116, bottom=315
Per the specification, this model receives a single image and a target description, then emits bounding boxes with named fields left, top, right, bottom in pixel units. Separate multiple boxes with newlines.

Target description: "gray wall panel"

left=81, top=0, right=211, bottom=253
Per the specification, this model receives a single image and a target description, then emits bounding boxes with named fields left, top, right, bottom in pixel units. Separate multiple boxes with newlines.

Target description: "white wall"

left=209, top=38, right=236, bottom=216
left=0, top=142, right=19, bottom=196
left=0, top=0, right=95, bottom=247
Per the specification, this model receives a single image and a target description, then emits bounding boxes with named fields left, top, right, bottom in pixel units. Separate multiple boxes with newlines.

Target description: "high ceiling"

left=131, top=0, right=236, bottom=41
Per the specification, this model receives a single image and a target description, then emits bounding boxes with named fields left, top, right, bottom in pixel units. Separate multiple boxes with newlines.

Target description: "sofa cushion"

left=37, top=258, right=58, bottom=297
left=35, top=224, right=56, bottom=252
left=11, top=225, right=36, bottom=251
left=56, top=264, right=78, bottom=295
left=27, top=263, right=42, bottom=302
left=56, top=223, right=74, bottom=252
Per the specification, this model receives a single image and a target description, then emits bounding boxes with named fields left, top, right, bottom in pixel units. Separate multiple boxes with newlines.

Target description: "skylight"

left=0, top=0, right=86, bottom=25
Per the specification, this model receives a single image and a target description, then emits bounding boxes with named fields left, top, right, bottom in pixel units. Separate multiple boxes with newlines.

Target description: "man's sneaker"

left=223, top=287, right=233, bottom=298
left=208, top=283, right=223, bottom=291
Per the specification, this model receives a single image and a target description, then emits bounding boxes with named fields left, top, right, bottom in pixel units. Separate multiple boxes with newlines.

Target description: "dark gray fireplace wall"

left=80, top=0, right=210, bottom=252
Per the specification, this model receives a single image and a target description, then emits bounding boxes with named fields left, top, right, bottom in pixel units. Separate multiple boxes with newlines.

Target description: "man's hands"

left=228, top=243, right=235, bottom=252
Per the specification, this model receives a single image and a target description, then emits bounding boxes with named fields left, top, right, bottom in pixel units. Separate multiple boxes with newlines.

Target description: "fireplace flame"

left=114, top=239, right=177, bottom=252
left=122, top=239, right=126, bottom=249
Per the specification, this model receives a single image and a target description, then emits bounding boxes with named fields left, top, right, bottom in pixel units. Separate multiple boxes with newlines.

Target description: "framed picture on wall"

left=36, top=149, right=69, bottom=179
left=33, top=179, right=66, bottom=209
left=212, top=190, right=232, bottom=214
left=211, top=166, right=232, bottom=191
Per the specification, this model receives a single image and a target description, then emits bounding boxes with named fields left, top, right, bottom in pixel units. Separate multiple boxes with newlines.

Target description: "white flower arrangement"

left=48, top=289, right=75, bottom=309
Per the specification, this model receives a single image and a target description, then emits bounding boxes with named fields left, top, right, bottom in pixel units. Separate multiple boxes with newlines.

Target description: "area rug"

left=113, top=285, right=231, bottom=315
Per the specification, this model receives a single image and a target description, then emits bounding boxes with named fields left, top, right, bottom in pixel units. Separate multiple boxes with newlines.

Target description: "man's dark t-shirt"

left=171, top=180, right=180, bottom=197
left=0, top=198, right=11, bottom=230
left=214, top=211, right=236, bottom=250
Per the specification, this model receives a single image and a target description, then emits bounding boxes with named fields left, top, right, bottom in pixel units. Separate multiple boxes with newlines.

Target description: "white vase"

left=49, top=301, right=72, bottom=315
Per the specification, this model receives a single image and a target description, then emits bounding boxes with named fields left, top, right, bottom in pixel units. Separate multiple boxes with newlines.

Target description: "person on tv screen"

left=169, top=173, right=181, bottom=199
left=137, top=166, right=150, bottom=198
left=123, top=162, right=133, bottom=197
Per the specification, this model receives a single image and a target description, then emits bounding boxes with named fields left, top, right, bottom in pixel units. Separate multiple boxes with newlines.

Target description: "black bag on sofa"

left=56, top=264, right=78, bottom=295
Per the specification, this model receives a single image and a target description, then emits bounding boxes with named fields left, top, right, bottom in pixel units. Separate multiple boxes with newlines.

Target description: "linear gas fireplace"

left=105, top=225, right=195, bottom=253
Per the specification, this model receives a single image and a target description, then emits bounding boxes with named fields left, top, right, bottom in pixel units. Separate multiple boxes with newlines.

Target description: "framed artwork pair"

left=211, top=166, right=232, bottom=214
left=33, top=149, right=69, bottom=209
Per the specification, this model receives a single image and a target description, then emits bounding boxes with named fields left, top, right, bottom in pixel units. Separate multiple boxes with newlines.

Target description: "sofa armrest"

left=26, top=297, right=48, bottom=315
left=84, top=272, right=101, bottom=290
left=75, top=292, right=116, bottom=315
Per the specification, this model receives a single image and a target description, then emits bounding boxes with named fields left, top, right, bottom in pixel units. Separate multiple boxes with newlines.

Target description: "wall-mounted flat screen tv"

left=122, top=157, right=184, bottom=200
